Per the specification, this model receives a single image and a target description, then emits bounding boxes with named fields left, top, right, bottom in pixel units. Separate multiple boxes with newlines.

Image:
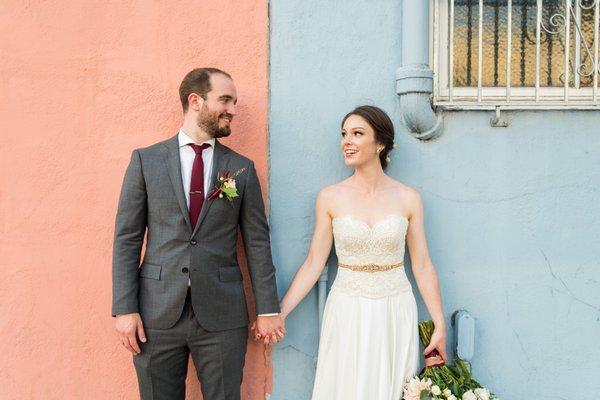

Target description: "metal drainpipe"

left=317, top=265, right=329, bottom=330
left=396, top=0, right=443, bottom=140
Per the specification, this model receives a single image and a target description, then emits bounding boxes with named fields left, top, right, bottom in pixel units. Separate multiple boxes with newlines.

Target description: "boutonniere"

left=208, top=168, right=247, bottom=202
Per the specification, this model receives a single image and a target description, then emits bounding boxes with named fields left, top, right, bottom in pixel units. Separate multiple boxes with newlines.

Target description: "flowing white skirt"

left=311, top=270, right=419, bottom=400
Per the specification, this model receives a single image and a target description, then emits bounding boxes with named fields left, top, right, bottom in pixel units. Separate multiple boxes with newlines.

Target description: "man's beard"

left=197, top=106, right=232, bottom=138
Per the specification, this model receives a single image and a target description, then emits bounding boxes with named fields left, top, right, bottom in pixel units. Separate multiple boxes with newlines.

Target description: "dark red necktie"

left=188, top=143, right=211, bottom=230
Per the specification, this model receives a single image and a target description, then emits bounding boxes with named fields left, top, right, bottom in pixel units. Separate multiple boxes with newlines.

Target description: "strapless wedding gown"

left=311, top=214, right=419, bottom=400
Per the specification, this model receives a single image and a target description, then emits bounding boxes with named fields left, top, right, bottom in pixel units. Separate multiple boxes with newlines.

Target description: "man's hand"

left=115, top=313, right=147, bottom=354
left=253, top=315, right=286, bottom=346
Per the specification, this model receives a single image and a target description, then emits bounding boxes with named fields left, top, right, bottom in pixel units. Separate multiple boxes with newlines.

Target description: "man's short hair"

left=179, top=68, right=232, bottom=112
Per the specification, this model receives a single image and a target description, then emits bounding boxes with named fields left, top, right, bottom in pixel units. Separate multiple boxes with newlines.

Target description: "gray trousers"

left=133, top=290, right=248, bottom=400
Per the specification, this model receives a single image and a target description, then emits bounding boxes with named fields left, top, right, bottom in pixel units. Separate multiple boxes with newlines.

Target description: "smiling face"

left=340, top=114, right=384, bottom=169
left=195, top=73, right=237, bottom=138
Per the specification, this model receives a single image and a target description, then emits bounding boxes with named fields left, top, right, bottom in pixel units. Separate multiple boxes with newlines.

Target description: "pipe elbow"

left=396, top=65, right=443, bottom=140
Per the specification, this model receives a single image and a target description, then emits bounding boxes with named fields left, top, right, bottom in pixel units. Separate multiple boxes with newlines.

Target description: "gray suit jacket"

left=112, top=135, right=280, bottom=331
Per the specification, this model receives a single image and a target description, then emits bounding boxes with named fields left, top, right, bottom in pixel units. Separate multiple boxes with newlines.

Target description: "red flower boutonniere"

left=208, top=168, right=247, bottom=202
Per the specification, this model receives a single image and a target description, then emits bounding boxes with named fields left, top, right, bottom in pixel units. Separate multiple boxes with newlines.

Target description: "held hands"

left=423, top=325, right=448, bottom=364
left=251, top=315, right=286, bottom=346
left=115, top=313, right=147, bottom=355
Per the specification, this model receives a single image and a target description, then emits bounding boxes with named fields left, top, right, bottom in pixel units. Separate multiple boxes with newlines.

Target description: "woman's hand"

left=423, top=326, right=448, bottom=364
left=250, top=314, right=287, bottom=346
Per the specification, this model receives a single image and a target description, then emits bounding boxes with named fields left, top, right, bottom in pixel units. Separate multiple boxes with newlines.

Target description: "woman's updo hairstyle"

left=341, top=105, right=395, bottom=170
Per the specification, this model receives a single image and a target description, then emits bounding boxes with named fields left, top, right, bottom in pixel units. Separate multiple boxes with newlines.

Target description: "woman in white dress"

left=272, top=106, right=447, bottom=400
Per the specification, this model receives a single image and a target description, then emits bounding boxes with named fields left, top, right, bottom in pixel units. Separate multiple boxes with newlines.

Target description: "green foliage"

left=417, top=320, right=495, bottom=399
left=221, top=187, right=238, bottom=198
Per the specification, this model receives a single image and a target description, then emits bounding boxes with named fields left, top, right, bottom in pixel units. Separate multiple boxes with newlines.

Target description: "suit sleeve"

left=239, top=161, right=280, bottom=315
left=112, top=149, right=147, bottom=316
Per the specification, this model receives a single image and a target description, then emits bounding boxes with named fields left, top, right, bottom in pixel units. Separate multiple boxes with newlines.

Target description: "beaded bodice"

left=331, top=214, right=413, bottom=298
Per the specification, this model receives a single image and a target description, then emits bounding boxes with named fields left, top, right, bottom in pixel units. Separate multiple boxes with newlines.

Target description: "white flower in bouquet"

left=432, top=385, right=442, bottom=396
left=448, top=396, right=458, bottom=400
left=443, top=388, right=452, bottom=397
left=463, top=390, right=477, bottom=400
left=474, top=388, right=491, bottom=400
left=403, top=377, right=432, bottom=400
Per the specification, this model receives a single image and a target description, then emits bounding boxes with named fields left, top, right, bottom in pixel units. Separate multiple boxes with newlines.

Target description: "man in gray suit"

left=112, top=68, right=284, bottom=400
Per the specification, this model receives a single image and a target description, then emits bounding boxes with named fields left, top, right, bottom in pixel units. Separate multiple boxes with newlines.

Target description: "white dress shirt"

left=178, top=130, right=276, bottom=317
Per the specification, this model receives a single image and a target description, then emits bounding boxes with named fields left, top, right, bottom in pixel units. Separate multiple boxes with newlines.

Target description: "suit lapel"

left=192, top=139, right=230, bottom=237
left=164, top=135, right=193, bottom=233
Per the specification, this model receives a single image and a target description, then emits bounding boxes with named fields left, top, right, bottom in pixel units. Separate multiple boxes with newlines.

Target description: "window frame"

left=431, top=0, right=600, bottom=110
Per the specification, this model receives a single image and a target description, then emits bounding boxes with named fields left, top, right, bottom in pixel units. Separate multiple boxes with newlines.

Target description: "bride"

left=267, top=105, right=447, bottom=399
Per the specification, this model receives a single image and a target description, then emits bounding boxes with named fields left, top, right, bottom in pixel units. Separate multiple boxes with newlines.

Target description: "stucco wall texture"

left=268, top=1, right=600, bottom=399
left=0, top=1, right=271, bottom=399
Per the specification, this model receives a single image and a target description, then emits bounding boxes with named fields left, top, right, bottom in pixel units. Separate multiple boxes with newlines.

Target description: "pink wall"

left=0, top=1, right=272, bottom=398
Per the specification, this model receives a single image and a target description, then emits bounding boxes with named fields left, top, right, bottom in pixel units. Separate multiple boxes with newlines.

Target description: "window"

left=432, top=0, right=600, bottom=109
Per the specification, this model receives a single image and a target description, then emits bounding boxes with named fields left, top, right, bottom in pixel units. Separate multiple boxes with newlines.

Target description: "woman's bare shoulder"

left=387, top=178, right=422, bottom=205
left=315, top=181, right=355, bottom=216
left=319, top=179, right=354, bottom=198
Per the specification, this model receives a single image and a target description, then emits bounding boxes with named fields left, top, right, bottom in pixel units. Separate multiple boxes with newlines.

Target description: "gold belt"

left=338, top=261, right=404, bottom=273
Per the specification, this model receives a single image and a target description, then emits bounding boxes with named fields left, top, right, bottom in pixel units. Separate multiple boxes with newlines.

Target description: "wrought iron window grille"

left=432, top=0, right=600, bottom=109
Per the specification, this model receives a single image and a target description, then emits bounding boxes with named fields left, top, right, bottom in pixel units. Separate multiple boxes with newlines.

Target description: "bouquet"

left=402, top=320, right=500, bottom=400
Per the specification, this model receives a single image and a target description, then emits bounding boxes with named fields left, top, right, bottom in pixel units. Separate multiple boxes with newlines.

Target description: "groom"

left=112, top=68, right=283, bottom=400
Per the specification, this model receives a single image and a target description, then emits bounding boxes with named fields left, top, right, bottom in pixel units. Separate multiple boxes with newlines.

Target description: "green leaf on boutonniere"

left=221, top=187, right=238, bottom=198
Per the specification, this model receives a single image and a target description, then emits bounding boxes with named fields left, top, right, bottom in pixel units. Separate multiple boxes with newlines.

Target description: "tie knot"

left=189, top=142, right=211, bottom=155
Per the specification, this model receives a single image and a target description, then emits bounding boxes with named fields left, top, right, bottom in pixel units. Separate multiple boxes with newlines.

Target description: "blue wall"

left=269, top=1, right=600, bottom=399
